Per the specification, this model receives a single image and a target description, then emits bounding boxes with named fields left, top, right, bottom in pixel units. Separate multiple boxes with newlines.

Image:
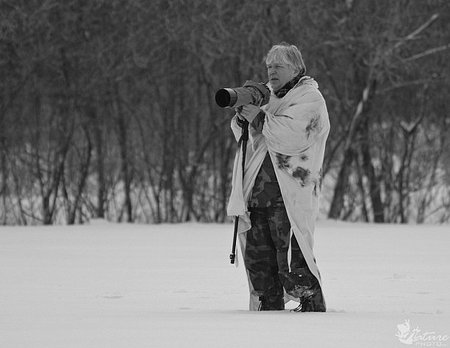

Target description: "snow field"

left=0, top=220, right=449, bottom=348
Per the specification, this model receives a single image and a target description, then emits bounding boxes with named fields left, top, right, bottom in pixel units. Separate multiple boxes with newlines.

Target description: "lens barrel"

left=215, top=88, right=238, bottom=108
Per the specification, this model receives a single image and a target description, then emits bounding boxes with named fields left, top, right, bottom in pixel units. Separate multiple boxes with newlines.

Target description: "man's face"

left=266, top=62, right=298, bottom=92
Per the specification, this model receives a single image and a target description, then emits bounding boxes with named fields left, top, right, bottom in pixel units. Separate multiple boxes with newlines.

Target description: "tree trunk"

left=113, top=83, right=133, bottom=223
left=328, top=82, right=374, bottom=220
left=360, top=117, right=385, bottom=223
left=328, top=147, right=355, bottom=219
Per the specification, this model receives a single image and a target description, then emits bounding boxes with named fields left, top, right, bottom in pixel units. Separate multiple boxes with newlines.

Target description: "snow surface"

left=0, top=220, right=449, bottom=348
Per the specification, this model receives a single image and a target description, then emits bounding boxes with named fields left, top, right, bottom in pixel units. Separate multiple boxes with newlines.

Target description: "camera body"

left=215, top=80, right=270, bottom=108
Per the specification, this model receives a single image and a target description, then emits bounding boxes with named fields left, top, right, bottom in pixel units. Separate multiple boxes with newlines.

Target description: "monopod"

left=229, top=119, right=249, bottom=264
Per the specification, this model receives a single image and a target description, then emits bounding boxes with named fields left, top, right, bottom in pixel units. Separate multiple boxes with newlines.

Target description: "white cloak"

left=227, top=76, right=330, bottom=310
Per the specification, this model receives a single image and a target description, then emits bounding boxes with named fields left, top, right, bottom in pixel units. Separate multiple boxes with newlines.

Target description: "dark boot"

left=292, top=288, right=326, bottom=312
left=258, top=295, right=285, bottom=311
left=280, top=268, right=326, bottom=312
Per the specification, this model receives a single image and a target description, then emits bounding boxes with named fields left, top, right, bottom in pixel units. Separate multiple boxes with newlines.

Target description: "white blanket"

left=227, top=77, right=330, bottom=309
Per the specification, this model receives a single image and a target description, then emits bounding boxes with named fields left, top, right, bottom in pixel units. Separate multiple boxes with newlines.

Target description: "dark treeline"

left=0, top=0, right=449, bottom=225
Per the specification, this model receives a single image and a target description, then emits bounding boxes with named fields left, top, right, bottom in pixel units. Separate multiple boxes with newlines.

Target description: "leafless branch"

left=392, top=13, right=440, bottom=51
left=403, top=43, right=450, bottom=62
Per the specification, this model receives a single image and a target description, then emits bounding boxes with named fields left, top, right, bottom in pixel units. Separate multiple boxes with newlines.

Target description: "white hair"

left=265, top=42, right=306, bottom=75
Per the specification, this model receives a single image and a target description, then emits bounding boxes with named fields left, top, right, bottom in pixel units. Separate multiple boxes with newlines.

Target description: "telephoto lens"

left=215, top=81, right=270, bottom=108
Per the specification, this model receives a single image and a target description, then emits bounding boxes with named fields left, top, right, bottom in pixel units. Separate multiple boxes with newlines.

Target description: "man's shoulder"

left=291, top=82, right=324, bottom=103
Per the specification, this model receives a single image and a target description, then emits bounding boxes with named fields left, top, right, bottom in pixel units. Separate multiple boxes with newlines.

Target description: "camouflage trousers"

left=244, top=206, right=326, bottom=311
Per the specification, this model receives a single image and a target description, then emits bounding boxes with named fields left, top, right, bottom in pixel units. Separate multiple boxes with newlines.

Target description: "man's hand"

left=237, top=104, right=261, bottom=123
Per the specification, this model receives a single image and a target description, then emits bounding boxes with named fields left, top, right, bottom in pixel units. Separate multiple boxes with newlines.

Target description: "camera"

left=215, top=80, right=270, bottom=108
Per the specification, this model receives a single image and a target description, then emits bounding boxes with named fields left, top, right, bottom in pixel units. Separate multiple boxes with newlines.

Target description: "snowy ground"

left=0, top=220, right=449, bottom=348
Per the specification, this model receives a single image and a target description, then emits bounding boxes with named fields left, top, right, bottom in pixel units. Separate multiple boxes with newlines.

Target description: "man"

left=227, top=42, right=330, bottom=311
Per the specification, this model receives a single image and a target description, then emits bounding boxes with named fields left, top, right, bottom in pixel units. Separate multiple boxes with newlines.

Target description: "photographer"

left=227, top=42, right=330, bottom=311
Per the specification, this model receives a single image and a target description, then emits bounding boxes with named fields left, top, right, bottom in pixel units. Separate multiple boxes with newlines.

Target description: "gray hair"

left=265, top=42, right=306, bottom=76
